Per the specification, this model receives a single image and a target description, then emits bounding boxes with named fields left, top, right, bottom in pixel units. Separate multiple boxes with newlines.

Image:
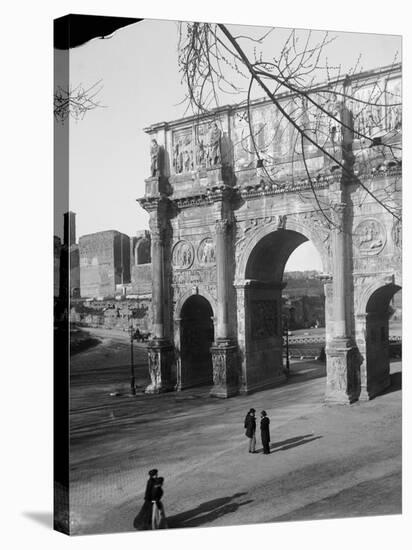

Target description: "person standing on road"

left=244, top=408, right=256, bottom=453
left=134, top=468, right=158, bottom=530
left=151, top=477, right=168, bottom=529
left=260, top=411, right=270, bottom=454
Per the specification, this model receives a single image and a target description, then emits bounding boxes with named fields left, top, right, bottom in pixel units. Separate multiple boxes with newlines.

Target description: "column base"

left=145, top=339, right=174, bottom=394
left=325, top=338, right=361, bottom=404
left=359, top=376, right=391, bottom=401
left=210, top=340, right=239, bottom=398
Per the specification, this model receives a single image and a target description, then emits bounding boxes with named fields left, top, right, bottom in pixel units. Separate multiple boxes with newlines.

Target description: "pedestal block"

left=210, top=340, right=239, bottom=398
left=145, top=339, right=174, bottom=394
left=325, top=337, right=361, bottom=404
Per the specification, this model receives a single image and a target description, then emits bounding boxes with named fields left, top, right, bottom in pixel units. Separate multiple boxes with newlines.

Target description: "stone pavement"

left=68, top=350, right=401, bottom=535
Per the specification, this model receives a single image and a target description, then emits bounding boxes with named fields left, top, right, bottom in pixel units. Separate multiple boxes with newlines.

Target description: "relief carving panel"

left=172, top=128, right=194, bottom=174
left=197, top=237, right=216, bottom=265
left=353, top=219, right=386, bottom=255
left=172, top=240, right=195, bottom=269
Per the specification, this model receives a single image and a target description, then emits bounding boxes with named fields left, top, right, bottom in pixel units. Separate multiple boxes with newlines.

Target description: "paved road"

left=68, top=332, right=402, bottom=535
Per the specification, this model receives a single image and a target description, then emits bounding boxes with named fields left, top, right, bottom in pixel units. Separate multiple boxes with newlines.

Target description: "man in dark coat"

left=145, top=469, right=158, bottom=501
left=260, top=411, right=270, bottom=454
left=134, top=468, right=158, bottom=530
left=244, top=408, right=256, bottom=453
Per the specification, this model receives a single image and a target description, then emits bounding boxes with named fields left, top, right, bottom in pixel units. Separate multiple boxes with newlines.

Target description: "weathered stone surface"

left=145, top=340, right=174, bottom=394
left=139, top=64, right=401, bottom=401
left=79, top=230, right=130, bottom=298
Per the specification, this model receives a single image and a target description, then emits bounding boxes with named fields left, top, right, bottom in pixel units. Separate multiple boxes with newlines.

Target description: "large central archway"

left=236, top=226, right=327, bottom=394
left=179, top=295, right=214, bottom=389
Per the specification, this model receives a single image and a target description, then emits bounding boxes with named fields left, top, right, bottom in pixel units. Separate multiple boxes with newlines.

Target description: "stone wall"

left=131, top=264, right=152, bottom=295
left=79, top=230, right=131, bottom=298
left=70, top=298, right=152, bottom=333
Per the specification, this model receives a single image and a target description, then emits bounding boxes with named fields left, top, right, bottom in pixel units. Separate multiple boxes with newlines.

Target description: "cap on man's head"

left=249, top=408, right=256, bottom=413
left=148, top=469, right=158, bottom=476
left=261, top=410, right=267, bottom=416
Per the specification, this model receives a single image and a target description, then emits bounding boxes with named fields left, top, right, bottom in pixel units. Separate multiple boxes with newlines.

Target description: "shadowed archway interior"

left=180, top=295, right=214, bottom=389
left=365, top=283, right=401, bottom=397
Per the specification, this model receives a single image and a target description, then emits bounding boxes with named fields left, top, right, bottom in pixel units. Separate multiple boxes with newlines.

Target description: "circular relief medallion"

left=197, top=237, right=216, bottom=265
left=172, top=240, right=194, bottom=269
left=353, top=218, right=386, bottom=256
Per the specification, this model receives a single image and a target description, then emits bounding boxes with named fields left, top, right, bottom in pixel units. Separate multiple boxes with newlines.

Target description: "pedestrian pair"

left=244, top=409, right=270, bottom=454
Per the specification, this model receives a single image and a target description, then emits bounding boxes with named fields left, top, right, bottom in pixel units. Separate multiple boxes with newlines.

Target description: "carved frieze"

left=353, top=218, right=386, bottom=255
left=172, top=240, right=195, bottom=269
left=198, top=121, right=222, bottom=168
left=148, top=349, right=161, bottom=388
left=241, top=214, right=287, bottom=234
left=212, top=350, right=226, bottom=387
left=172, top=268, right=216, bottom=286
left=328, top=355, right=347, bottom=392
left=172, top=128, right=193, bottom=174
left=211, top=345, right=238, bottom=390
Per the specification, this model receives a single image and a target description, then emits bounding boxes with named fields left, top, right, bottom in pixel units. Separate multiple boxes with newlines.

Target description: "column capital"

left=330, top=201, right=347, bottom=227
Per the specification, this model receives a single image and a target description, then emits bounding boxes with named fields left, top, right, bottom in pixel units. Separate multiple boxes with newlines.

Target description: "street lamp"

left=128, top=320, right=136, bottom=396
left=283, top=315, right=290, bottom=375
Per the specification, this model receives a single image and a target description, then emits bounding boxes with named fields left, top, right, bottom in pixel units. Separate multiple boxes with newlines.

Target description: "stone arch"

left=356, top=277, right=401, bottom=400
left=174, top=287, right=217, bottom=320
left=176, top=292, right=215, bottom=390
left=356, top=276, right=401, bottom=315
left=236, top=214, right=329, bottom=281
left=134, top=238, right=151, bottom=265
left=234, top=214, right=328, bottom=394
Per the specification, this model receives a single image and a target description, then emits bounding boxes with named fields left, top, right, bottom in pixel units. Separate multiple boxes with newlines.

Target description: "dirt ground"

left=68, top=331, right=402, bottom=535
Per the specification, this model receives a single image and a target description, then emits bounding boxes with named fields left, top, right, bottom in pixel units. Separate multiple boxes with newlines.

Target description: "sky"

left=56, top=18, right=401, bottom=271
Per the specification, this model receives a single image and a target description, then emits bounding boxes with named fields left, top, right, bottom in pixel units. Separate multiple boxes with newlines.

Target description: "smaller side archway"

left=357, top=281, right=401, bottom=400
left=177, top=294, right=215, bottom=390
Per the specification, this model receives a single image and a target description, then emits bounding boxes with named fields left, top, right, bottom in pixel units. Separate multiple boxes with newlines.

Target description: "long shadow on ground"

left=255, top=434, right=323, bottom=454
left=156, top=492, right=253, bottom=529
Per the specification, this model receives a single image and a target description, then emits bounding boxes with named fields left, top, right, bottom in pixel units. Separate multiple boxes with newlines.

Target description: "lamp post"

left=129, top=321, right=136, bottom=396
left=283, top=315, right=290, bottom=375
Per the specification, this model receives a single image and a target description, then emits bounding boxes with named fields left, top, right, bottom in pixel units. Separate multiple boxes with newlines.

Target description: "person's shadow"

left=150, top=492, right=253, bottom=529
left=256, top=434, right=322, bottom=454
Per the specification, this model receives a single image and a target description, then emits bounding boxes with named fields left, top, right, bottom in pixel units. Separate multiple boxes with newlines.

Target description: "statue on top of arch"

left=150, top=139, right=161, bottom=177
left=207, top=122, right=222, bottom=167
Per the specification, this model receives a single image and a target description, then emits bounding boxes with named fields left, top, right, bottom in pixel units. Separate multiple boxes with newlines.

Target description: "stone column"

left=210, top=218, right=238, bottom=397
left=145, top=210, right=173, bottom=394
left=332, top=202, right=347, bottom=338
left=325, top=200, right=360, bottom=404
left=151, top=223, right=166, bottom=340
left=173, top=317, right=182, bottom=391
left=356, top=313, right=369, bottom=401
left=215, top=219, right=231, bottom=341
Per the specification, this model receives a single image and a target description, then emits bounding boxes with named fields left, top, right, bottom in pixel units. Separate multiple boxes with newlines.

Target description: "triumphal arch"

left=139, top=64, right=401, bottom=404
